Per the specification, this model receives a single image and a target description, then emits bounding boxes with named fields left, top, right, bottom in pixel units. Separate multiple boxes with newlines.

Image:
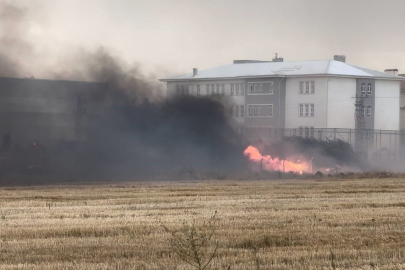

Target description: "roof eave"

left=160, top=74, right=405, bottom=82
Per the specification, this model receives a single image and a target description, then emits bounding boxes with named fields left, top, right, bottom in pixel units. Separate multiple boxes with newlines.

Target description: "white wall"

left=327, top=78, right=356, bottom=129
left=285, top=77, right=328, bottom=128
left=375, top=80, right=400, bottom=130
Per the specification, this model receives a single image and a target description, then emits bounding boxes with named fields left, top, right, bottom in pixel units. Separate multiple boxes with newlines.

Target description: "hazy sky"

left=7, top=0, right=405, bottom=78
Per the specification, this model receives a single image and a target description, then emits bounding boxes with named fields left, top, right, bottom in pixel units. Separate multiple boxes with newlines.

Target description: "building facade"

left=160, top=58, right=405, bottom=159
left=0, top=77, right=109, bottom=146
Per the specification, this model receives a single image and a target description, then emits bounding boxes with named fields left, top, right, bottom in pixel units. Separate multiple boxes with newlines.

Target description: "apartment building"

left=160, top=57, right=404, bottom=143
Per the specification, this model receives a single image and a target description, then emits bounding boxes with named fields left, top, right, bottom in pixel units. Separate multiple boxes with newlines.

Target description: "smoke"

left=0, top=2, right=249, bottom=180
left=50, top=47, right=165, bottom=103
left=0, top=3, right=32, bottom=77
left=72, top=95, right=248, bottom=178
left=0, top=3, right=369, bottom=181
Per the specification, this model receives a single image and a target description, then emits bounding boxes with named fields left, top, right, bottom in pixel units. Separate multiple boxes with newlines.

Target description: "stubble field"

left=1, top=178, right=405, bottom=269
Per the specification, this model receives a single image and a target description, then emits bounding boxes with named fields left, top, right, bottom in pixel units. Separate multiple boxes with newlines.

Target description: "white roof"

left=160, top=60, right=404, bottom=81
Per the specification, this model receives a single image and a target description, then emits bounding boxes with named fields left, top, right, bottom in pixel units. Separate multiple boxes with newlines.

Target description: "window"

left=241, top=84, right=245, bottom=95
left=206, top=85, right=211, bottom=95
left=240, top=105, right=245, bottom=117
left=248, top=82, right=274, bottom=95
left=299, top=104, right=315, bottom=117
left=235, top=105, right=239, bottom=117
left=299, top=104, right=304, bottom=116
left=221, top=84, right=225, bottom=95
left=216, top=84, right=219, bottom=94
left=299, top=81, right=315, bottom=94
left=236, top=84, right=240, bottom=95
left=366, top=130, right=371, bottom=139
left=362, top=107, right=366, bottom=116
left=367, top=84, right=372, bottom=95
left=197, top=85, right=200, bottom=95
left=211, top=84, right=215, bottom=94
left=361, top=84, right=366, bottom=94
left=268, top=104, right=273, bottom=116
left=367, top=106, right=372, bottom=116
left=268, top=82, right=274, bottom=94
left=247, top=104, right=273, bottom=117
left=176, top=85, right=181, bottom=95
left=231, top=84, right=234, bottom=95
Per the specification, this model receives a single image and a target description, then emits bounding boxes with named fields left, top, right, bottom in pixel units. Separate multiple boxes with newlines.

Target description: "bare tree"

left=162, top=211, right=220, bottom=270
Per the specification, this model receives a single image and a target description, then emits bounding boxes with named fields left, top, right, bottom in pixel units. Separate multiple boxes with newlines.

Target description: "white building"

left=160, top=57, right=405, bottom=158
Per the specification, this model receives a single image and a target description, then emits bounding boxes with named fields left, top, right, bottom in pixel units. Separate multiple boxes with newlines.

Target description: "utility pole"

left=354, top=94, right=366, bottom=158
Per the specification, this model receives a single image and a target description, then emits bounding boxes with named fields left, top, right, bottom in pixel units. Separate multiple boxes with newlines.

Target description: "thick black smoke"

left=0, top=3, right=248, bottom=180
left=71, top=95, right=248, bottom=179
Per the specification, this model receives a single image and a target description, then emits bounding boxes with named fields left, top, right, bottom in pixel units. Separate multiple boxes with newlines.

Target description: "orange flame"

left=243, top=145, right=310, bottom=173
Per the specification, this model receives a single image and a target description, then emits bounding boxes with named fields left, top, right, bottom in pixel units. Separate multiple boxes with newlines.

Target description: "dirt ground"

left=1, top=178, right=405, bottom=269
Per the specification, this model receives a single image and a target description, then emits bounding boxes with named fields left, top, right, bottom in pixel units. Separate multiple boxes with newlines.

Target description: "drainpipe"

left=278, top=76, right=286, bottom=129
left=326, top=78, right=331, bottom=129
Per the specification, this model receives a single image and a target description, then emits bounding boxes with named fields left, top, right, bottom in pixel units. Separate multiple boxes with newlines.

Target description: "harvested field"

left=1, top=178, right=405, bottom=269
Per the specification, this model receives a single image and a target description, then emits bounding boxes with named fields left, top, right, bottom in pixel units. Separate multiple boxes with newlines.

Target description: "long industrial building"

left=0, top=77, right=108, bottom=146
left=160, top=56, right=405, bottom=160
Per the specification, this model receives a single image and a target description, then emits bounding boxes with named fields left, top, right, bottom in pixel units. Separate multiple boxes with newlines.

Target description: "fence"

left=241, top=127, right=405, bottom=162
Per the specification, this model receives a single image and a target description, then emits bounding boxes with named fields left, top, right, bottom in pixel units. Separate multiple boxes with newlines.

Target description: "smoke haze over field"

left=3, top=0, right=405, bottom=78
left=0, top=2, right=250, bottom=178
left=0, top=2, right=368, bottom=180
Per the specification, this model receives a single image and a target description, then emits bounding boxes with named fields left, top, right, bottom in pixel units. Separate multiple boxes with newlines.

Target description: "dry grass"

left=1, top=178, right=405, bottom=269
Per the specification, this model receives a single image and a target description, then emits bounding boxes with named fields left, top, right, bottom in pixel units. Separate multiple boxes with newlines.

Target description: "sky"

left=5, top=0, right=405, bottom=79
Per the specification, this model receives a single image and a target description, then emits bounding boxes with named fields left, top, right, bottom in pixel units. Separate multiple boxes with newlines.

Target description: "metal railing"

left=241, top=127, right=405, bottom=161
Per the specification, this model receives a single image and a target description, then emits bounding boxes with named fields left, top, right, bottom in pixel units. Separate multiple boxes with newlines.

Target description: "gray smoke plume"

left=0, top=2, right=249, bottom=180
left=0, top=3, right=32, bottom=77
left=0, top=2, right=366, bottom=182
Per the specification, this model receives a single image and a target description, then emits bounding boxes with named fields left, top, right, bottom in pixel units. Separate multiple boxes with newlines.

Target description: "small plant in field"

left=162, top=211, right=220, bottom=270
left=251, top=246, right=261, bottom=270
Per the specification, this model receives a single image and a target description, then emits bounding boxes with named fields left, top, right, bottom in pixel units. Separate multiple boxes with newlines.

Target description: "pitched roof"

left=160, top=60, right=404, bottom=81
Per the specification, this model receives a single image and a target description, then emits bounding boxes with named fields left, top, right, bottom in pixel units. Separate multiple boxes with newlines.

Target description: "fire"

left=243, top=145, right=311, bottom=173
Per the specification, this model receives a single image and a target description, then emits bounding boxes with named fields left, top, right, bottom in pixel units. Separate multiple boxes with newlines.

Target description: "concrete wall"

left=245, top=77, right=285, bottom=128
left=327, top=78, right=357, bottom=129
left=374, top=80, right=400, bottom=130
left=400, top=91, right=405, bottom=130
left=285, top=77, right=328, bottom=128
left=355, top=78, right=375, bottom=130
left=167, top=77, right=402, bottom=133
